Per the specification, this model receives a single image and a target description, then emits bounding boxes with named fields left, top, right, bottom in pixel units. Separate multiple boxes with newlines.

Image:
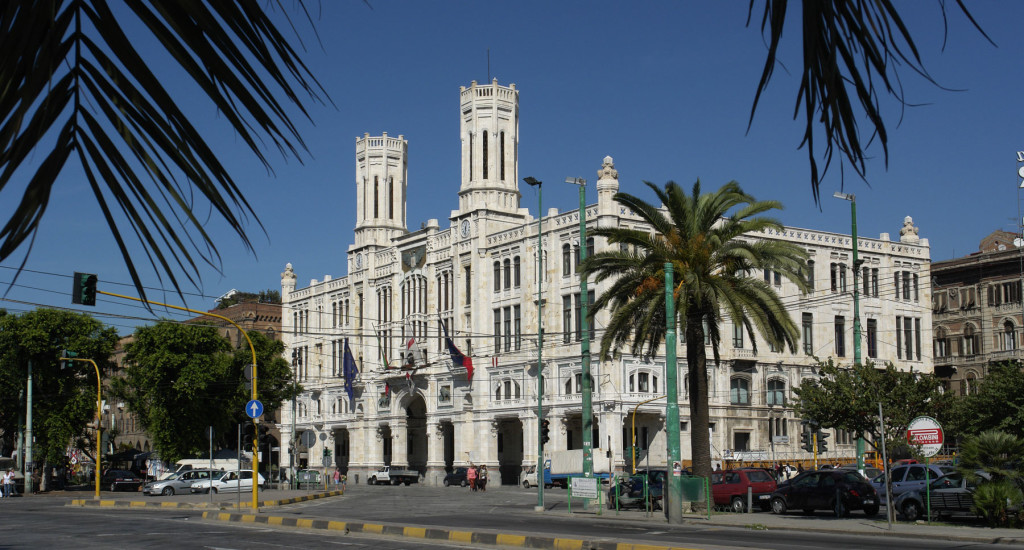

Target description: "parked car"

left=190, top=470, right=266, bottom=494
left=520, top=465, right=538, bottom=488
left=893, top=471, right=991, bottom=522
left=607, top=473, right=662, bottom=510
left=101, top=469, right=144, bottom=492
left=143, top=468, right=218, bottom=496
left=0, top=458, right=25, bottom=494
left=444, top=468, right=469, bottom=487
left=770, top=469, right=879, bottom=517
left=838, top=465, right=883, bottom=480
left=871, top=464, right=955, bottom=504
left=712, top=468, right=777, bottom=512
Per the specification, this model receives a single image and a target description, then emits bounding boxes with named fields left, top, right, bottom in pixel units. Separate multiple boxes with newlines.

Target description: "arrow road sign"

left=246, top=399, right=264, bottom=419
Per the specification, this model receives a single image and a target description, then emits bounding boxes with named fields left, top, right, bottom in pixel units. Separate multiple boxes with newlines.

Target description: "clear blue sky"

left=1, top=2, right=1021, bottom=335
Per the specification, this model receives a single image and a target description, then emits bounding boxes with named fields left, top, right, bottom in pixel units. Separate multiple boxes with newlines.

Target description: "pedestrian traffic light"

left=817, top=429, right=830, bottom=453
left=72, top=272, right=98, bottom=306
left=800, top=426, right=813, bottom=453
left=541, top=419, right=550, bottom=445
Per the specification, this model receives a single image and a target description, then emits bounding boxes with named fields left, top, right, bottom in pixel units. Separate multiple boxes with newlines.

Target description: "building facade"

left=931, top=230, right=1024, bottom=395
left=280, top=79, right=934, bottom=486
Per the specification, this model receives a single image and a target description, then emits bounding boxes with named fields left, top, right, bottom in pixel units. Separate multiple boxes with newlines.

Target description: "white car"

left=190, top=470, right=266, bottom=494
left=144, top=469, right=219, bottom=496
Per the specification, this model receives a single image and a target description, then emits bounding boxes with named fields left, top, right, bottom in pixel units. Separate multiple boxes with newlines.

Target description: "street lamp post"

left=566, top=177, right=593, bottom=482
left=833, top=191, right=864, bottom=471
left=664, top=262, right=682, bottom=524
left=524, top=176, right=545, bottom=512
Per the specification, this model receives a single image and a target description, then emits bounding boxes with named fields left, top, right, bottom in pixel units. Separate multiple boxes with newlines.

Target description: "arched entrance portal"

left=333, top=428, right=350, bottom=474
left=405, top=395, right=428, bottom=472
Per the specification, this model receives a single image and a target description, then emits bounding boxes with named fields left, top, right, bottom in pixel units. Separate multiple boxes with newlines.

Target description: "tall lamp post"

left=833, top=191, right=863, bottom=471
left=664, top=262, right=682, bottom=524
left=524, top=176, right=545, bottom=512
left=566, top=177, right=593, bottom=482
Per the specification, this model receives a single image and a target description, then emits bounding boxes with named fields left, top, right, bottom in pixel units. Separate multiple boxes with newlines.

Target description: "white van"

left=190, top=470, right=265, bottom=494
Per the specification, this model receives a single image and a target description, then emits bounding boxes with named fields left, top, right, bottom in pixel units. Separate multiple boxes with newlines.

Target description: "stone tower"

left=354, top=132, right=408, bottom=248
left=456, top=79, right=520, bottom=215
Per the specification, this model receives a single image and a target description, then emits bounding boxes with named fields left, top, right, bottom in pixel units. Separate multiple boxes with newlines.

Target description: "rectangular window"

left=493, top=309, right=501, bottom=352
left=514, top=257, right=521, bottom=287
left=514, top=305, right=522, bottom=350
left=904, top=317, right=914, bottom=360
left=896, top=316, right=903, bottom=359
left=834, top=316, right=846, bottom=357
left=482, top=131, right=488, bottom=180
left=504, top=306, right=512, bottom=352
left=465, top=266, right=471, bottom=306
left=831, top=263, right=838, bottom=292
left=862, top=267, right=869, bottom=296
left=871, top=268, right=879, bottom=297
left=574, top=293, right=582, bottom=342
left=866, top=319, right=877, bottom=358
left=806, top=260, right=815, bottom=290
left=504, top=261, right=511, bottom=290
left=915, top=317, right=922, bottom=360
left=733, top=323, right=744, bottom=349
left=895, top=272, right=901, bottom=300
left=562, top=296, right=572, bottom=344
left=638, top=372, right=650, bottom=393
left=839, top=264, right=847, bottom=292
left=902, top=272, right=911, bottom=300
left=500, top=132, right=505, bottom=181
left=802, top=313, right=813, bottom=355
left=913, top=274, right=919, bottom=302
left=494, top=262, right=501, bottom=292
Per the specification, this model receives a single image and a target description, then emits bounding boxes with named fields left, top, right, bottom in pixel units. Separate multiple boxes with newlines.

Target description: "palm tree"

left=0, top=1, right=327, bottom=304
left=584, top=180, right=809, bottom=480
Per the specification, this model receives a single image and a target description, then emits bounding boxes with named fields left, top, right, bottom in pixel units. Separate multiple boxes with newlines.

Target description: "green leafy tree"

left=0, top=309, right=118, bottom=489
left=945, top=362, right=1024, bottom=437
left=1, top=1, right=327, bottom=303
left=111, top=321, right=298, bottom=463
left=794, top=359, right=948, bottom=454
left=584, top=180, right=808, bottom=481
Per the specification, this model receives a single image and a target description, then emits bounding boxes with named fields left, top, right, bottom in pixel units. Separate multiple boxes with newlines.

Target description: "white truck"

left=544, top=449, right=612, bottom=488
left=367, top=465, right=420, bottom=486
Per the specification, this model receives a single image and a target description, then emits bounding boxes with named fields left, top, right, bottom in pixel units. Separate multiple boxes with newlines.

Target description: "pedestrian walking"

left=478, top=465, right=488, bottom=491
left=467, top=464, right=478, bottom=491
left=333, top=468, right=341, bottom=488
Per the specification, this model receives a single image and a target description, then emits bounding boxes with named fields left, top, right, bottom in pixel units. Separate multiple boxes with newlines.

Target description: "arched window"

left=503, top=259, right=511, bottom=290
left=766, top=379, right=785, bottom=406
left=482, top=131, right=489, bottom=179
left=513, top=256, right=521, bottom=287
left=963, top=324, right=978, bottom=355
left=1004, top=320, right=1017, bottom=351
left=493, top=261, right=501, bottom=291
left=934, top=328, right=949, bottom=358
left=562, top=244, right=571, bottom=276
left=388, top=177, right=394, bottom=219
left=586, top=237, right=595, bottom=260
left=495, top=383, right=503, bottom=401
left=964, top=371, right=979, bottom=396
left=730, top=377, right=750, bottom=405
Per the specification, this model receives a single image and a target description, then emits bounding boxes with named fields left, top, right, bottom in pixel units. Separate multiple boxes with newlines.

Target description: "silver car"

left=144, top=469, right=218, bottom=496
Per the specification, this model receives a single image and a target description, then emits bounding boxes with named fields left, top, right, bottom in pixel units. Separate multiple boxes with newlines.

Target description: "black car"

left=607, top=473, right=662, bottom=510
left=101, top=469, right=144, bottom=492
left=443, top=468, right=468, bottom=487
left=770, top=469, right=879, bottom=517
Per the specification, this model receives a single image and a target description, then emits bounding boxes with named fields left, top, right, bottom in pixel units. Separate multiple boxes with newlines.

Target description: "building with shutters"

left=279, top=79, right=934, bottom=486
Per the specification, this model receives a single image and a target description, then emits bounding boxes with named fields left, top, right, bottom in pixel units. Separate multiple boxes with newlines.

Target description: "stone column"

left=425, top=421, right=447, bottom=486
left=392, top=419, right=408, bottom=468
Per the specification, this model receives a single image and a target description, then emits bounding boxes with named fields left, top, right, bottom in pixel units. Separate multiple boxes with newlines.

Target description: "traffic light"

left=258, top=424, right=270, bottom=448
left=800, top=425, right=813, bottom=453
left=60, top=349, right=79, bottom=369
left=72, top=272, right=97, bottom=306
left=541, top=419, right=550, bottom=445
left=243, top=423, right=256, bottom=446
left=817, top=429, right=830, bottom=453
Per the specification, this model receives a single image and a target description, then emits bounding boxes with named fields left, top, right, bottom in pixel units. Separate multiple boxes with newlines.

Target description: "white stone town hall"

left=279, top=79, right=933, bottom=486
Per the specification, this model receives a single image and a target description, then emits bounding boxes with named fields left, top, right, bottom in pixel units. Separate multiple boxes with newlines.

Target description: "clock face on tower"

left=460, top=220, right=471, bottom=238
left=355, top=253, right=363, bottom=269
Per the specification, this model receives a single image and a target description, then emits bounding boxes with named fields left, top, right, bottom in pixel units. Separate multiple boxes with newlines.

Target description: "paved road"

left=8, top=483, right=1024, bottom=549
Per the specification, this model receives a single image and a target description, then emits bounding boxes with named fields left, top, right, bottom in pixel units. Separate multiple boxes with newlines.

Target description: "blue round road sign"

left=245, top=399, right=264, bottom=419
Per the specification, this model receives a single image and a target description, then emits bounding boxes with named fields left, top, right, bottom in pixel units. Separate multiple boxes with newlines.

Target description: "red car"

left=712, top=469, right=778, bottom=512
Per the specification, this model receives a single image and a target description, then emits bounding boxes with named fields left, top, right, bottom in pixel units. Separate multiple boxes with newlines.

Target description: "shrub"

left=972, top=480, right=1023, bottom=527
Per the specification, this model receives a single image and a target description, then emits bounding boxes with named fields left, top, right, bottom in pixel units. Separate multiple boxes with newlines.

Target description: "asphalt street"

left=5, top=483, right=1024, bottom=549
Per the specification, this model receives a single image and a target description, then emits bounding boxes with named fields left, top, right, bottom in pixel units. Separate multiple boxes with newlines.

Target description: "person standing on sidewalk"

left=467, top=464, right=478, bottom=491
left=478, top=465, right=488, bottom=491
left=333, top=468, right=341, bottom=488
left=2, top=468, right=13, bottom=497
